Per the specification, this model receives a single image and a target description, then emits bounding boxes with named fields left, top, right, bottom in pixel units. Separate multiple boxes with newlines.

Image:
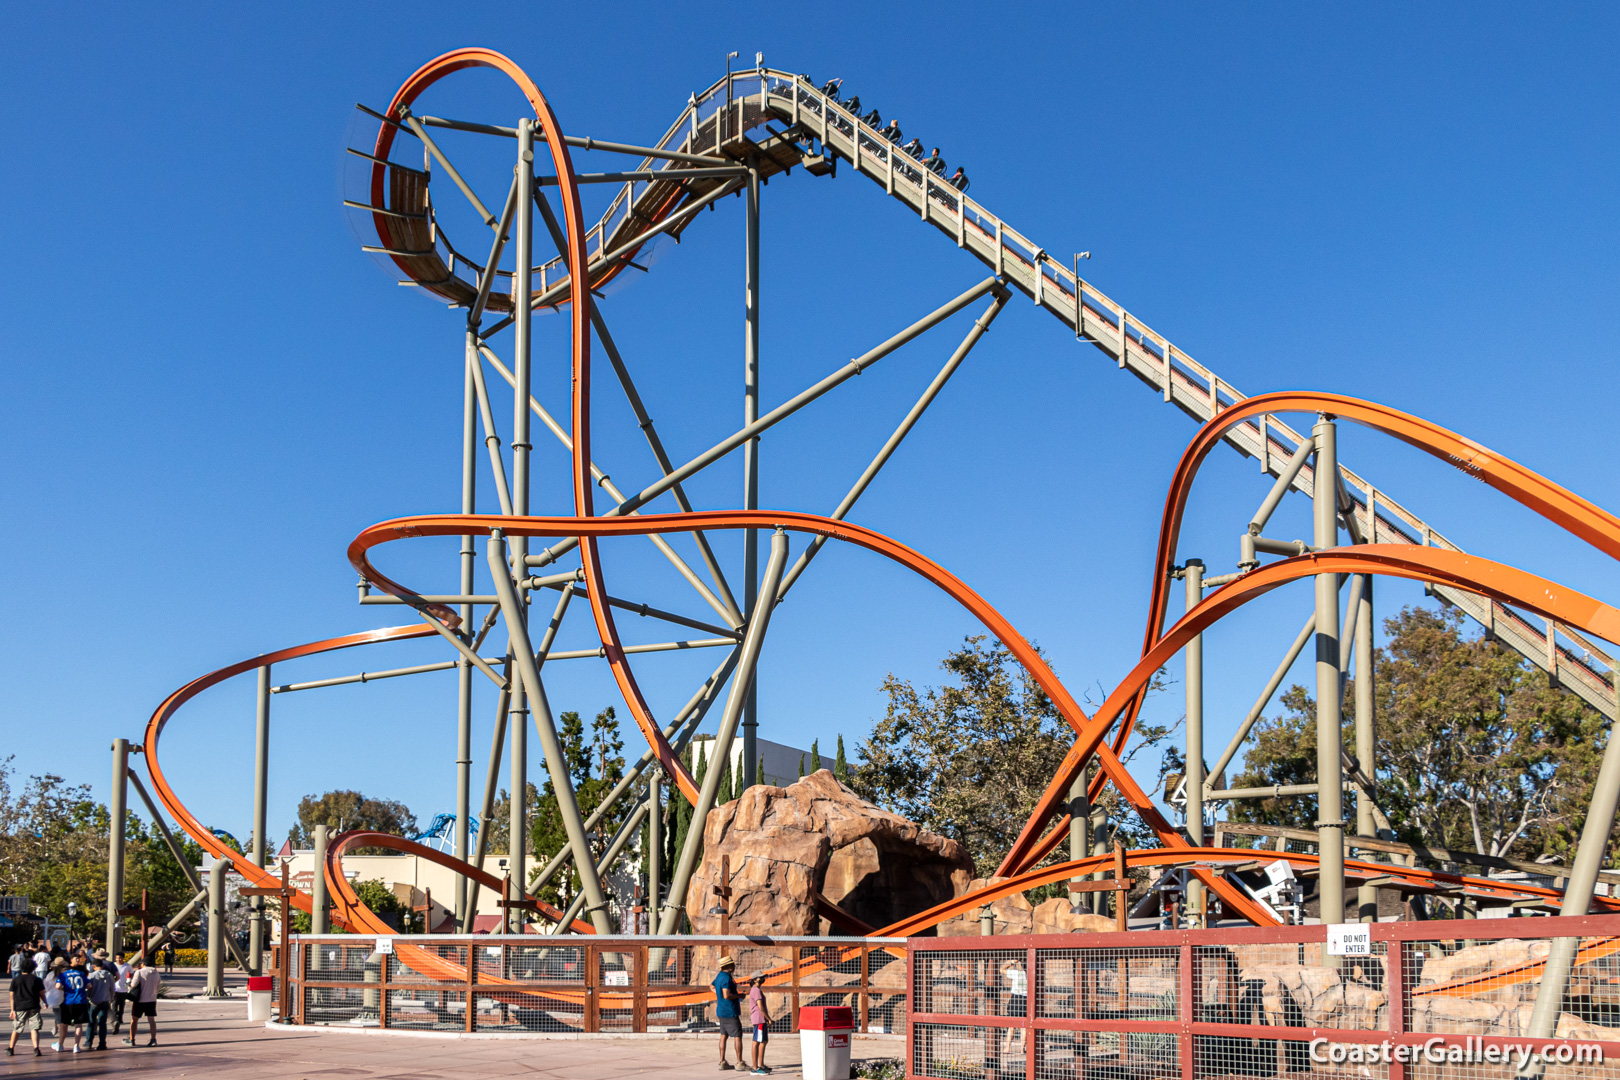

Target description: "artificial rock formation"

left=935, top=878, right=1120, bottom=936
left=684, top=769, right=974, bottom=937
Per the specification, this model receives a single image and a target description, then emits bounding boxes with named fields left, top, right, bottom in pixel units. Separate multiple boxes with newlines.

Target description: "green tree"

left=810, top=740, right=822, bottom=773
left=834, top=735, right=850, bottom=784
left=530, top=707, right=628, bottom=911
left=850, top=636, right=1072, bottom=875
left=1231, top=605, right=1608, bottom=862
left=287, top=790, right=417, bottom=854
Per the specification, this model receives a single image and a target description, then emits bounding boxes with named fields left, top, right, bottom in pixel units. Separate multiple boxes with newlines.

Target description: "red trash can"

left=246, top=975, right=274, bottom=1021
left=799, top=1005, right=854, bottom=1080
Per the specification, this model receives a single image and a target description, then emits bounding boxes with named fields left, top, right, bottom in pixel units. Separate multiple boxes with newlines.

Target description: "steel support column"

left=456, top=328, right=478, bottom=927
left=1520, top=646, right=1620, bottom=1066
left=659, top=530, right=790, bottom=935
left=312, top=824, right=330, bottom=935
left=508, top=118, right=535, bottom=898
left=1068, top=769, right=1089, bottom=912
left=205, top=857, right=230, bottom=998
left=647, top=768, right=662, bottom=932
left=1355, top=575, right=1377, bottom=922
left=488, top=530, right=612, bottom=933
left=1313, top=418, right=1345, bottom=941
left=104, top=738, right=129, bottom=953
left=249, top=664, right=269, bottom=975
left=1182, top=559, right=1205, bottom=927
left=741, top=166, right=761, bottom=789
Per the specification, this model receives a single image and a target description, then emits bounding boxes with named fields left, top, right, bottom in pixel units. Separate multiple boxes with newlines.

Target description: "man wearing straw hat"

left=712, top=955, right=743, bottom=1070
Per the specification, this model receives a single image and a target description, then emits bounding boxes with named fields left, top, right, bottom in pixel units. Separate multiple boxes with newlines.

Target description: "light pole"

left=66, top=901, right=77, bottom=947
left=1073, top=252, right=1092, bottom=341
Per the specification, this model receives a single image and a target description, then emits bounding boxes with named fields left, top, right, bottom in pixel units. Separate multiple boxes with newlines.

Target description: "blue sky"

left=3, top=3, right=1617, bottom=857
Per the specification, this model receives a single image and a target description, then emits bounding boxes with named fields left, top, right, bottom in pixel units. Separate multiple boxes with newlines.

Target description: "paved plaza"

left=4, top=970, right=901, bottom=1079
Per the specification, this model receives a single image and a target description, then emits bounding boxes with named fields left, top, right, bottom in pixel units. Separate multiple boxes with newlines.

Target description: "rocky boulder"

left=684, top=769, right=974, bottom=937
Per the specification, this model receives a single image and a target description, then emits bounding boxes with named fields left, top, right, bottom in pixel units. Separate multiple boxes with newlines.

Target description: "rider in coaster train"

left=881, top=118, right=903, bottom=143
left=861, top=106, right=882, bottom=127
left=926, top=147, right=946, bottom=175
left=949, top=167, right=970, bottom=192
left=902, top=137, right=924, bottom=159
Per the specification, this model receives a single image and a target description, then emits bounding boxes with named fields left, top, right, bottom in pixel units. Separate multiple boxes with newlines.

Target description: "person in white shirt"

left=31, top=949, right=49, bottom=981
left=123, top=959, right=159, bottom=1048
left=110, top=955, right=131, bottom=1034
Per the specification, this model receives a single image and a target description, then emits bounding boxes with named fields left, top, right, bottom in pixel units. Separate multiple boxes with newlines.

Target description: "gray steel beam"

left=457, top=327, right=478, bottom=927
left=536, top=166, right=751, bottom=185
left=551, top=796, right=652, bottom=933
left=312, top=824, right=330, bottom=934
left=1519, top=646, right=1620, bottom=1065
left=1313, top=417, right=1346, bottom=943
left=105, top=739, right=129, bottom=954
left=522, top=192, right=739, bottom=627
left=205, top=857, right=230, bottom=998
left=123, top=769, right=249, bottom=973
left=589, top=306, right=742, bottom=625
left=657, top=530, right=790, bottom=935
left=526, top=277, right=1002, bottom=571
left=249, top=665, right=269, bottom=975
left=507, top=119, right=536, bottom=903
left=1183, top=560, right=1205, bottom=927
left=463, top=679, right=509, bottom=930
left=647, top=769, right=662, bottom=931
left=488, top=530, right=613, bottom=933
left=1205, top=610, right=1319, bottom=796
left=742, top=167, right=762, bottom=790
left=399, top=110, right=497, bottom=229
left=1355, top=575, right=1378, bottom=923
left=528, top=645, right=741, bottom=896
left=415, top=113, right=732, bottom=165
left=774, top=290, right=1009, bottom=601
left=468, top=174, right=521, bottom=327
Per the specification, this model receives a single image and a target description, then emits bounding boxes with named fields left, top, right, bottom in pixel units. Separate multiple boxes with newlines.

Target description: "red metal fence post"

left=1387, top=936, right=1407, bottom=1080
left=1179, top=939, right=1195, bottom=1080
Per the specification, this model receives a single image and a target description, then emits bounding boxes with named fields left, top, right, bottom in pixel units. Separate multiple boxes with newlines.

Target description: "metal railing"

left=285, top=933, right=907, bottom=1036
left=909, top=914, right=1620, bottom=1080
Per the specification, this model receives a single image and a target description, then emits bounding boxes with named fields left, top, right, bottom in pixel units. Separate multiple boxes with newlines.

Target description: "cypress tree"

left=810, top=739, right=821, bottom=773
left=758, top=754, right=766, bottom=787
left=798, top=754, right=805, bottom=779
left=835, top=734, right=849, bottom=783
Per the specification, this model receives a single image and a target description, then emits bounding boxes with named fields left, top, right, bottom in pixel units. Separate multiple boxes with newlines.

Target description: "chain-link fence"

left=286, top=934, right=905, bottom=1035
left=910, top=915, right=1620, bottom=1080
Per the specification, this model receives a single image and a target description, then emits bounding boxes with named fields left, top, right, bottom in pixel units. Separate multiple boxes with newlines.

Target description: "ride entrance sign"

left=1327, top=924, right=1371, bottom=956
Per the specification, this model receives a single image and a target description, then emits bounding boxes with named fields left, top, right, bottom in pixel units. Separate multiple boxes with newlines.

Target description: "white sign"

left=604, top=971, right=630, bottom=987
left=375, top=938, right=394, bottom=955
left=1327, top=924, right=1371, bottom=956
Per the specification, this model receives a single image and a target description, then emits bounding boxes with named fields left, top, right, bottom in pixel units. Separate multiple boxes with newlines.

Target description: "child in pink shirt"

left=746, top=974, right=771, bottom=1074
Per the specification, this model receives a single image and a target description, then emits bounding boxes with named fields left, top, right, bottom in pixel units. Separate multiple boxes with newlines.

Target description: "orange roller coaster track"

left=134, top=45, right=1620, bottom=963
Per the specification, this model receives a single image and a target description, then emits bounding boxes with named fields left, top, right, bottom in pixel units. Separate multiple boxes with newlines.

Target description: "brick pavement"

left=5, top=970, right=904, bottom=1079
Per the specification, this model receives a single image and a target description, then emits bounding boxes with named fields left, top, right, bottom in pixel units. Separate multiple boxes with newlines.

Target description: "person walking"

left=7, top=956, right=44, bottom=1057
left=746, top=973, right=772, bottom=1074
left=51, top=955, right=87, bottom=1053
left=31, top=943, right=49, bottom=980
left=711, top=955, right=743, bottom=1070
left=84, top=957, right=113, bottom=1051
left=125, top=957, right=159, bottom=1047
left=111, top=952, right=131, bottom=1033
left=6, top=946, right=23, bottom=979
left=41, top=958, right=64, bottom=1041
left=162, top=942, right=175, bottom=975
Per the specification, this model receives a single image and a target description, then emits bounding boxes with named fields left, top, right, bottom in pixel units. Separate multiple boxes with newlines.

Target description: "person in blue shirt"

left=712, top=955, right=742, bottom=1070
left=51, top=956, right=88, bottom=1054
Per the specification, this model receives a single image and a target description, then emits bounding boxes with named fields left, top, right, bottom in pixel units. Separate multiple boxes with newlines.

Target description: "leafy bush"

left=166, top=948, right=240, bottom=968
